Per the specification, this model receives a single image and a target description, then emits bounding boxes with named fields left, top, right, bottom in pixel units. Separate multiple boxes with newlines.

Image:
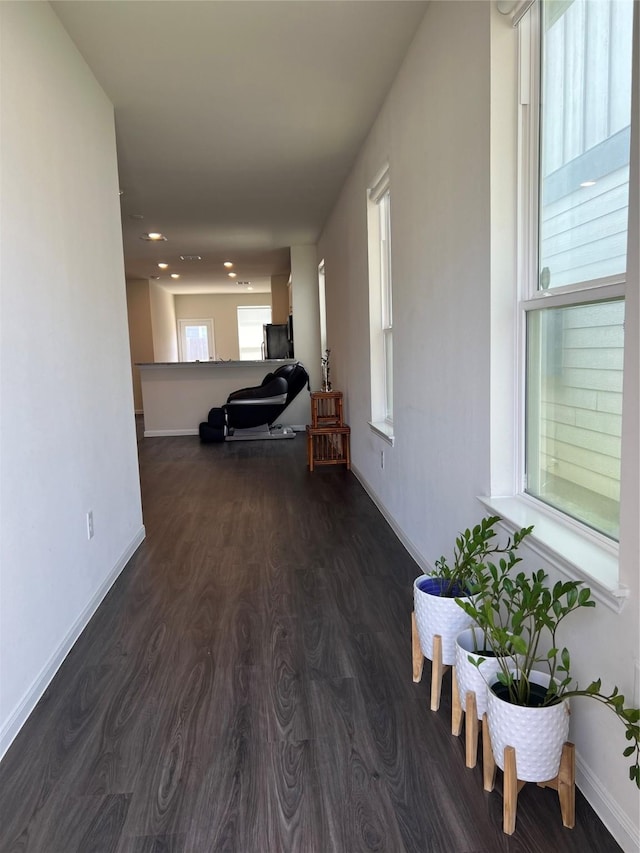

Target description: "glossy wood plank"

left=0, top=431, right=623, bottom=853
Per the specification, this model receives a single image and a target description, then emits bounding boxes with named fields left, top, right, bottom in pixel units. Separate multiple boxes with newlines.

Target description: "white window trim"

left=479, top=495, right=627, bottom=612
left=368, top=420, right=395, bottom=446
left=486, top=0, right=633, bottom=612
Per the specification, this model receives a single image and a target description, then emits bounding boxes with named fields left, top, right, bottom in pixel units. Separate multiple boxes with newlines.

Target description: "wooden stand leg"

left=411, top=612, right=423, bottom=683
left=307, top=430, right=314, bottom=471
left=430, top=635, right=450, bottom=711
left=465, top=691, right=478, bottom=769
left=451, top=667, right=463, bottom=735
left=482, top=714, right=496, bottom=792
left=503, top=746, right=519, bottom=835
left=538, top=742, right=576, bottom=829
left=557, top=743, right=576, bottom=829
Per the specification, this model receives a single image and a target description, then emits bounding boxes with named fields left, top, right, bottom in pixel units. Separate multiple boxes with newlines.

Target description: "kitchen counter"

left=137, top=359, right=300, bottom=436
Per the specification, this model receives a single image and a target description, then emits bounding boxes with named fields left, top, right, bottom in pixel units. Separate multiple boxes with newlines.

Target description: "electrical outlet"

left=381, top=450, right=385, bottom=469
left=86, top=510, right=94, bottom=540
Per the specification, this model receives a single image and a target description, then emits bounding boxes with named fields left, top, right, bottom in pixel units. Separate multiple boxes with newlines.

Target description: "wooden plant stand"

left=451, top=677, right=482, bottom=769
left=482, top=713, right=576, bottom=835
left=411, top=612, right=448, bottom=712
left=307, top=391, right=351, bottom=471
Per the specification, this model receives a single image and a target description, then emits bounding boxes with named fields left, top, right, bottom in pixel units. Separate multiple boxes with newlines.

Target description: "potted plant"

left=456, top=564, right=640, bottom=788
left=413, top=515, right=532, bottom=667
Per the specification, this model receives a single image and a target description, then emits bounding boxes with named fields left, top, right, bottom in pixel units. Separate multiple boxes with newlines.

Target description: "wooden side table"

left=310, top=391, right=344, bottom=428
left=306, top=424, right=351, bottom=471
left=307, top=390, right=350, bottom=471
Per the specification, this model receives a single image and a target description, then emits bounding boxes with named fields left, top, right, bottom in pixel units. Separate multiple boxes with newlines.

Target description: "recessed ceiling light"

left=141, top=232, right=167, bottom=241
left=223, top=261, right=234, bottom=268
left=170, top=273, right=180, bottom=279
left=247, top=286, right=253, bottom=291
left=158, top=263, right=169, bottom=269
left=150, top=276, right=160, bottom=280
left=580, top=180, right=597, bottom=187
left=130, top=214, right=144, bottom=220
left=180, top=255, right=202, bottom=261
left=119, top=189, right=124, bottom=196
left=228, top=272, right=237, bottom=278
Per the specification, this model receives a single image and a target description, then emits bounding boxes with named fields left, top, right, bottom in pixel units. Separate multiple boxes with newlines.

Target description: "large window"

left=237, top=305, right=271, bottom=360
left=367, top=166, right=393, bottom=439
left=522, top=0, right=633, bottom=540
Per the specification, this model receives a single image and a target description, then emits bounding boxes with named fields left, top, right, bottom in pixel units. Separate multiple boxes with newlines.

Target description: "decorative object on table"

left=321, top=348, right=332, bottom=391
left=411, top=515, right=532, bottom=711
left=455, top=563, right=640, bottom=834
left=306, top=390, right=350, bottom=471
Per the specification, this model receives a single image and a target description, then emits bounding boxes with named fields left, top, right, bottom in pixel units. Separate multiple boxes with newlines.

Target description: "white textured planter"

left=454, top=628, right=501, bottom=719
left=413, top=575, right=473, bottom=665
left=486, top=670, right=570, bottom=783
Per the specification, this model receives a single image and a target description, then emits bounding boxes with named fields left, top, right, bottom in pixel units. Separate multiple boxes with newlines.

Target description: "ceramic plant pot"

left=486, top=670, right=570, bottom=782
left=454, top=627, right=502, bottom=720
left=413, top=575, right=473, bottom=665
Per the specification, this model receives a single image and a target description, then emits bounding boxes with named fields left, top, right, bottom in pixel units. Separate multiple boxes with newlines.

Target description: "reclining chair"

left=199, top=362, right=309, bottom=443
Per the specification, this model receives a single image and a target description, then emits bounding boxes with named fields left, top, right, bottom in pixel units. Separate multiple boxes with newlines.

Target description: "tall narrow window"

left=318, top=260, right=327, bottom=357
left=367, top=165, right=393, bottom=440
left=522, top=0, right=633, bottom=540
left=379, top=191, right=393, bottom=423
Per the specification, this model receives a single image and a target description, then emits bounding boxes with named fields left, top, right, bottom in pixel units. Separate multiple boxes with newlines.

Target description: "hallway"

left=0, top=435, right=622, bottom=852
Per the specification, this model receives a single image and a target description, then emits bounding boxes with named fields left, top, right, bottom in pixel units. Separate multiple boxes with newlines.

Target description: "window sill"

left=478, top=495, right=628, bottom=614
left=369, top=421, right=394, bottom=445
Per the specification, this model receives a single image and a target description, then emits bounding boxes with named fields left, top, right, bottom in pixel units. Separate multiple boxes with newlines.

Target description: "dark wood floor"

left=0, top=432, right=623, bottom=852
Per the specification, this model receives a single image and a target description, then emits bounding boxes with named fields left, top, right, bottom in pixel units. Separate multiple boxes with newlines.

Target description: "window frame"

left=367, top=165, right=394, bottom=444
left=485, top=0, right=635, bottom=610
left=518, top=0, right=629, bottom=535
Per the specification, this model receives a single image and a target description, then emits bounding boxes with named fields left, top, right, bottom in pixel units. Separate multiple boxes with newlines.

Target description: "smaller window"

left=177, top=319, right=214, bottom=362
left=367, top=166, right=393, bottom=440
left=318, top=260, right=327, bottom=357
left=378, top=191, right=393, bottom=423
left=237, top=305, right=271, bottom=360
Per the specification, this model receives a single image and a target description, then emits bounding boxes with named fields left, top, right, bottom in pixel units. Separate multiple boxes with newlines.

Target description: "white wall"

left=149, top=281, right=178, bottom=362
left=0, top=3, right=144, bottom=758
left=126, top=279, right=154, bottom=412
left=288, top=244, right=322, bottom=427
left=318, top=2, right=639, bottom=848
left=320, top=0, right=492, bottom=555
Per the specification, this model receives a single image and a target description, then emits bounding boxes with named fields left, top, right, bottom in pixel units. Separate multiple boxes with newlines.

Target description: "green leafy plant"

left=457, top=563, right=640, bottom=787
left=321, top=348, right=331, bottom=391
left=432, top=514, right=532, bottom=598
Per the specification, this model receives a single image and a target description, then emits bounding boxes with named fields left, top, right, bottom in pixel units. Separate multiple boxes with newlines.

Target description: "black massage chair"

left=199, top=362, right=309, bottom=443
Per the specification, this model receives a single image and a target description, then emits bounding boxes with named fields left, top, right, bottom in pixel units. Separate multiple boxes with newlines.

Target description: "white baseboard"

left=576, top=753, right=640, bottom=853
left=144, top=428, right=199, bottom=437
left=351, top=463, right=639, bottom=852
left=0, top=525, right=146, bottom=761
left=350, top=463, right=432, bottom=575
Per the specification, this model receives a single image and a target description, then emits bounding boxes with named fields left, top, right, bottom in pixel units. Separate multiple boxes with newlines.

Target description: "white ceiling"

left=52, top=0, right=428, bottom=294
